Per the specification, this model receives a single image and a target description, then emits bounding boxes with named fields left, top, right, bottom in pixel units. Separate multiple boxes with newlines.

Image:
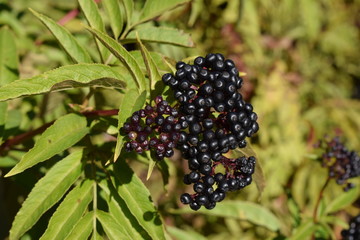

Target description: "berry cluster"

left=317, top=136, right=360, bottom=191
left=122, top=53, right=259, bottom=210
left=122, top=96, right=180, bottom=160
left=162, top=53, right=259, bottom=210
left=341, top=214, right=360, bottom=240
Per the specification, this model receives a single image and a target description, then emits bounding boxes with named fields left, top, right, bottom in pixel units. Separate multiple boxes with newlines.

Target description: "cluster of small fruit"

left=317, top=136, right=360, bottom=191
left=162, top=53, right=259, bottom=210
left=341, top=214, right=360, bottom=240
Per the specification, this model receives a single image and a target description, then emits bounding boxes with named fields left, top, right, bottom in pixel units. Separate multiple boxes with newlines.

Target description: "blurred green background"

left=0, top=0, right=359, bottom=239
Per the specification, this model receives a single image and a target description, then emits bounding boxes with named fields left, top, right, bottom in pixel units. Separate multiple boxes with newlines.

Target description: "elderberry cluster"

left=341, top=214, right=360, bottom=240
left=122, top=96, right=181, bottom=160
left=317, top=136, right=360, bottom=191
left=162, top=53, right=259, bottom=210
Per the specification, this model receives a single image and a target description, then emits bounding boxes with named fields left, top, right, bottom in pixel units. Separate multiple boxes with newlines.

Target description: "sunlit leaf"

left=121, top=0, right=134, bottom=28
left=64, top=212, right=94, bottom=240
left=103, top=0, right=123, bottom=39
left=0, top=64, right=126, bottom=102
left=125, top=27, right=194, bottom=47
left=8, top=150, right=84, bottom=240
left=289, top=220, right=317, bottom=240
left=5, top=114, right=89, bottom=177
left=171, top=201, right=280, bottom=231
left=325, top=185, right=360, bottom=214
left=96, top=210, right=131, bottom=240
left=29, top=8, right=92, bottom=63
left=112, top=160, right=165, bottom=240
left=40, top=179, right=93, bottom=240
left=167, top=226, right=207, bottom=240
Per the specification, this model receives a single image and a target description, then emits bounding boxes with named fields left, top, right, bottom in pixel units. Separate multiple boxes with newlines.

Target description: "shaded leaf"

left=78, top=0, right=110, bottom=62
left=112, top=160, right=165, bottom=240
left=96, top=210, right=131, bottom=240
left=8, top=150, right=84, bottom=240
left=171, top=201, right=280, bottom=231
left=145, top=151, right=156, bottom=180
left=139, top=0, right=190, bottom=24
left=125, top=27, right=194, bottom=47
left=86, top=27, right=147, bottom=91
left=5, top=114, right=88, bottom=177
left=99, top=180, right=145, bottom=239
left=29, top=8, right=92, bottom=63
left=114, top=89, right=147, bottom=161
left=325, top=185, right=360, bottom=214
left=65, top=211, right=94, bottom=240
left=40, top=179, right=93, bottom=240
left=0, top=64, right=126, bottom=102
left=103, top=0, right=124, bottom=39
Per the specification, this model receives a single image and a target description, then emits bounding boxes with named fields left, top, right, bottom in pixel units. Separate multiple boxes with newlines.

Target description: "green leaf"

left=40, top=179, right=93, bottom=240
left=171, top=201, right=280, bottom=231
left=9, top=150, right=84, bottom=240
left=78, top=0, right=110, bottom=62
left=146, top=151, right=156, bottom=180
left=5, top=114, right=89, bottom=177
left=103, top=0, right=123, bottom=39
left=290, top=219, right=317, bottom=240
left=114, top=89, right=146, bottom=161
left=0, top=63, right=126, bottom=102
left=64, top=212, right=94, bottom=240
left=139, top=0, right=190, bottom=24
left=86, top=27, right=147, bottom=92
left=325, top=185, right=360, bottom=213
left=96, top=210, right=131, bottom=240
left=125, top=27, right=194, bottom=47
left=0, top=156, right=17, bottom=167
left=166, top=226, right=207, bottom=240
left=0, top=27, right=18, bottom=143
left=121, top=0, right=134, bottom=28
left=29, top=9, right=92, bottom=64
left=136, top=34, right=162, bottom=99
left=112, top=160, right=165, bottom=240
left=99, top=180, right=145, bottom=239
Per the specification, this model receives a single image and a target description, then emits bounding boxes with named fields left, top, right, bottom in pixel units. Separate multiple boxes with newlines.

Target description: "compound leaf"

left=9, top=150, right=84, bottom=240
left=40, top=179, right=93, bottom=240
left=29, top=8, right=92, bottom=63
left=112, top=160, right=165, bottom=240
left=5, top=114, right=89, bottom=177
left=103, top=0, right=123, bottom=39
left=0, top=64, right=126, bottom=102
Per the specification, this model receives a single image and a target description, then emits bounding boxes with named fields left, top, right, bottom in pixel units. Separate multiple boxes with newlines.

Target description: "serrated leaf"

left=99, top=180, right=145, bottom=239
left=8, top=150, right=84, bottom=240
left=139, top=0, right=190, bottom=24
left=114, top=89, right=146, bottom=161
left=86, top=27, right=147, bottom=92
left=78, top=0, right=110, bottom=62
left=103, top=0, right=123, bottom=39
left=96, top=210, right=131, bottom=240
left=166, top=226, right=207, bottom=240
left=125, top=27, right=194, bottom=47
left=40, top=179, right=93, bottom=240
left=0, top=64, right=126, bottom=102
left=325, top=185, right=360, bottom=213
left=64, top=211, right=94, bottom=240
left=112, top=160, right=165, bottom=240
left=29, top=8, right=92, bottom=63
left=5, top=114, right=89, bottom=177
left=171, top=201, right=280, bottom=231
